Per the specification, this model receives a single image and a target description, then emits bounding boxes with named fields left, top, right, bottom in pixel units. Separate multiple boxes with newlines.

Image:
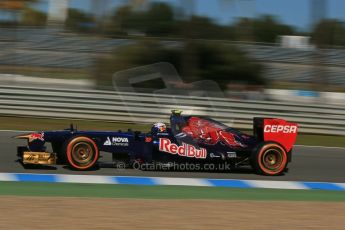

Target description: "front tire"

left=66, top=136, right=99, bottom=170
left=251, top=142, right=288, bottom=176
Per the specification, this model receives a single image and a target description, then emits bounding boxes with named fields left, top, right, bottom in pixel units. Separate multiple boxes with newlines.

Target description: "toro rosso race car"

left=15, top=110, right=298, bottom=176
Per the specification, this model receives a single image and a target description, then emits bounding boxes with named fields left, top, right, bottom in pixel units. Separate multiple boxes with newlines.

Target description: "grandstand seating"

left=0, top=28, right=344, bottom=84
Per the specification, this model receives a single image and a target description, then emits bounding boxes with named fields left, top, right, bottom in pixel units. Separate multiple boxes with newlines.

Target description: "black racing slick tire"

left=251, top=142, right=288, bottom=176
left=65, top=136, right=99, bottom=170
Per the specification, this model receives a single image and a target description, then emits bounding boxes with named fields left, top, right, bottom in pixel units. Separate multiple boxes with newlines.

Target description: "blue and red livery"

left=15, top=110, right=298, bottom=175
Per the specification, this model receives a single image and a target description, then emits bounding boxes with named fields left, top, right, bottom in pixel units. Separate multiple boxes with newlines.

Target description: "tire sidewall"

left=252, top=142, right=288, bottom=176
left=66, top=136, right=99, bottom=170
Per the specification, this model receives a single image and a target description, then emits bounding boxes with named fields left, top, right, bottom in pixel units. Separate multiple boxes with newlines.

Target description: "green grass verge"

left=0, top=116, right=150, bottom=132
left=270, top=81, right=345, bottom=93
left=295, top=134, right=345, bottom=147
left=0, top=66, right=91, bottom=79
left=1, top=116, right=344, bottom=147
left=0, top=182, right=344, bottom=201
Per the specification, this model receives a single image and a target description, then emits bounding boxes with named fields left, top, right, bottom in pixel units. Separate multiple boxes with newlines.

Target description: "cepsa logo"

left=264, top=125, right=298, bottom=134
left=159, top=138, right=207, bottom=159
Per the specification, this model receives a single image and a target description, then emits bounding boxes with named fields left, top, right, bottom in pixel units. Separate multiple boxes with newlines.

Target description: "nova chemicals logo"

left=104, top=137, right=129, bottom=146
left=104, top=137, right=112, bottom=146
left=113, top=137, right=129, bottom=143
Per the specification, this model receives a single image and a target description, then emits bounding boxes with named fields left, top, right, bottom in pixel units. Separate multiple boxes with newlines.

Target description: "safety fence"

left=0, top=85, right=344, bottom=135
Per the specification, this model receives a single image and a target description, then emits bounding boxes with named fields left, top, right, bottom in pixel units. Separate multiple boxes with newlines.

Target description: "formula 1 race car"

left=15, top=110, right=298, bottom=175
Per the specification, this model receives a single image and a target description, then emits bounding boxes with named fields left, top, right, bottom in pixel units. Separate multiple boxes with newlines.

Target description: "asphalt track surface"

left=1, top=131, right=344, bottom=183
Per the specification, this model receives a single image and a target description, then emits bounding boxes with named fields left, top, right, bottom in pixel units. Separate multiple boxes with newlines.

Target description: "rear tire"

left=251, top=142, right=288, bottom=176
left=66, top=136, right=99, bottom=170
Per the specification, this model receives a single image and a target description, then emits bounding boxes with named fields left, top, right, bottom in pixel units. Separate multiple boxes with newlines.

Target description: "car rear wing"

left=253, top=117, right=298, bottom=152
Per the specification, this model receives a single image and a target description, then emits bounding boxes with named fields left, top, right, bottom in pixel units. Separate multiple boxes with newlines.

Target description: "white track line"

left=0, top=173, right=17, bottom=181
left=153, top=177, right=213, bottom=187
left=246, top=180, right=308, bottom=190
left=56, top=174, right=114, bottom=184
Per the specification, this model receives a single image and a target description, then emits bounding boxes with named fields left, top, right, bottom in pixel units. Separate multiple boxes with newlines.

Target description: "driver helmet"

left=151, top=122, right=167, bottom=134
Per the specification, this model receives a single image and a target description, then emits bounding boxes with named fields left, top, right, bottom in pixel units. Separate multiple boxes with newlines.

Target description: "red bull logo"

left=27, top=133, right=45, bottom=142
left=159, top=138, right=207, bottom=159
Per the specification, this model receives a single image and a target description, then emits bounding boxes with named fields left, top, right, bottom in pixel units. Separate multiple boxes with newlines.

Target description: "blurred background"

left=0, top=0, right=344, bottom=138
left=0, top=0, right=345, bottom=94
